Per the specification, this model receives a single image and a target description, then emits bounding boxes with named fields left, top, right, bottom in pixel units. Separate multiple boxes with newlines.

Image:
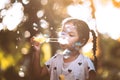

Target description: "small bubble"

left=33, top=27, right=38, bottom=31
left=17, top=31, right=20, bottom=34
left=33, top=23, right=38, bottom=27
left=37, top=10, right=44, bottom=18
left=18, top=71, right=25, bottom=77
left=41, top=0, right=48, bottom=5
left=40, top=19, right=49, bottom=29
left=50, top=27, right=53, bottom=30
left=16, top=45, right=18, bottom=49
left=21, top=47, right=28, bottom=55
left=24, top=30, right=31, bottom=38
left=22, top=0, right=30, bottom=5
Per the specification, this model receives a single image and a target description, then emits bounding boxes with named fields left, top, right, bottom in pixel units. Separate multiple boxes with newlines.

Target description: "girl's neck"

left=70, top=50, right=79, bottom=57
left=63, top=50, right=80, bottom=63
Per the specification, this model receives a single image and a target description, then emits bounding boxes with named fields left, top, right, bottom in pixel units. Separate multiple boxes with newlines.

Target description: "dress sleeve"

left=86, top=57, right=95, bottom=71
left=84, top=57, right=96, bottom=79
left=45, top=53, right=58, bottom=72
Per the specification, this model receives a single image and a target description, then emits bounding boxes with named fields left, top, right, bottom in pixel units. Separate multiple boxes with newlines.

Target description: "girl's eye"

left=69, top=34, right=75, bottom=37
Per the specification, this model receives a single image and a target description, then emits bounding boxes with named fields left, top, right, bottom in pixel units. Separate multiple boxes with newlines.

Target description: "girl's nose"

left=58, top=32, right=67, bottom=38
left=61, top=32, right=66, bottom=35
left=58, top=32, right=69, bottom=44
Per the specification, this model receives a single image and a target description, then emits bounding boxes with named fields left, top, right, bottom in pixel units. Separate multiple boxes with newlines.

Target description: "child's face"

left=59, top=22, right=79, bottom=50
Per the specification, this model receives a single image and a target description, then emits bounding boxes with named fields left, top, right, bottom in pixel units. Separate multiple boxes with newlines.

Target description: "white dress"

left=45, top=53, right=95, bottom=80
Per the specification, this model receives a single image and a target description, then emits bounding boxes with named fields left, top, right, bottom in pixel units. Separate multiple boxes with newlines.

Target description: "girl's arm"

left=85, top=57, right=96, bottom=80
left=88, top=70, right=96, bottom=80
left=31, top=38, right=49, bottom=79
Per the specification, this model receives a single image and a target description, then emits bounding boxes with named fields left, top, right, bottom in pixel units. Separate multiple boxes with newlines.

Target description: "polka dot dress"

left=45, top=53, right=95, bottom=80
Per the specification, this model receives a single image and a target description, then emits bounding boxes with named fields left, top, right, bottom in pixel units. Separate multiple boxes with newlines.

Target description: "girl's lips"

left=60, top=44, right=67, bottom=49
left=58, top=38, right=69, bottom=45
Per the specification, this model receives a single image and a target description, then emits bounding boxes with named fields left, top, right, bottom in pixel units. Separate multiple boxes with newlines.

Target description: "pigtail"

left=90, top=30, right=97, bottom=70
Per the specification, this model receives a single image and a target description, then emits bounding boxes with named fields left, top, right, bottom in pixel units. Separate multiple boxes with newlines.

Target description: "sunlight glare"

left=2, top=2, right=24, bottom=31
left=41, top=0, right=48, bottom=5
left=82, top=42, right=92, bottom=53
left=67, top=4, right=92, bottom=22
left=0, top=23, right=4, bottom=30
left=95, top=1, right=120, bottom=40
left=0, top=0, right=10, bottom=10
left=22, top=0, right=30, bottom=5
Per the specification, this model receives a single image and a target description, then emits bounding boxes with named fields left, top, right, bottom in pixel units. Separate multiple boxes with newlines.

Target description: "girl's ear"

left=74, top=42, right=82, bottom=50
left=76, top=38, right=87, bottom=48
left=89, top=70, right=96, bottom=80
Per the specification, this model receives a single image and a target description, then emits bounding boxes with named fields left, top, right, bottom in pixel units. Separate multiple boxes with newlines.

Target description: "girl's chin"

left=60, top=45, right=72, bottom=50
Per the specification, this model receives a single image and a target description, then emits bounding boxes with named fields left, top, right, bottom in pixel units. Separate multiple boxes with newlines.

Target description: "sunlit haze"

left=0, top=1, right=120, bottom=78
left=95, top=1, right=120, bottom=39
left=0, top=0, right=120, bottom=39
left=67, top=0, right=120, bottom=40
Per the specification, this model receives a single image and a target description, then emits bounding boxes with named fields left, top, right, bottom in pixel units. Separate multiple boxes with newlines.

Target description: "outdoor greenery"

left=0, top=0, right=120, bottom=80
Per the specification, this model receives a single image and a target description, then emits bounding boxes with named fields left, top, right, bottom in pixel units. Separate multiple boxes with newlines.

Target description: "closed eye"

left=69, top=33, right=75, bottom=37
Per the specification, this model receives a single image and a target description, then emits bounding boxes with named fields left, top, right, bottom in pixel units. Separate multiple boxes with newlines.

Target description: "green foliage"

left=97, top=33, right=120, bottom=80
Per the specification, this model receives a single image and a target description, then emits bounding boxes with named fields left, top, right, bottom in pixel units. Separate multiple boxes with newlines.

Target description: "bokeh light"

left=0, top=0, right=120, bottom=80
left=95, top=0, right=120, bottom=40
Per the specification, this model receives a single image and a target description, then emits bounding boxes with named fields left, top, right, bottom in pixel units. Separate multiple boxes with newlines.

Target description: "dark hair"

left=90, top=30, right=97, bottom=70
left=62, top=18, right=97, bottom=69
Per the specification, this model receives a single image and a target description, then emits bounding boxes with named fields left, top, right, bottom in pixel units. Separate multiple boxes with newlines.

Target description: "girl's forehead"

left=61, top=24, right=77, bottom=33
left=63, top=23, right=76, bottom=30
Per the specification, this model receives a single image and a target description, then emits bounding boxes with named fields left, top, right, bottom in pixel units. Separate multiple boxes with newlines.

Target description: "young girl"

left=31, top=17, right=97, bottom=80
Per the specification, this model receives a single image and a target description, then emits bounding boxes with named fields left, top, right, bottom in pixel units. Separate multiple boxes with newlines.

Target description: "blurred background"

left=0, top=0, right=120, bottom=80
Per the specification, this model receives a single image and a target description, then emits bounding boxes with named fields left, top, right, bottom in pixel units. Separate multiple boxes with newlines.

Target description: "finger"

left=30, top=37, right=35, bottom=42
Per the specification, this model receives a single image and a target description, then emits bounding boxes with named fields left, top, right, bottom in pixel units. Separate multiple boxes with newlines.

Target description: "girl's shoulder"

left=77, top=54, right=95, bottom=71
left=83, top=56, right=96, bottom=71
left=51, top=52, right=63, bottom=59
left=46, top=52, right=63, bottom=64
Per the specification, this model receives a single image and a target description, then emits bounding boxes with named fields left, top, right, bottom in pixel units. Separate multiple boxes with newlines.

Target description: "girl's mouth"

left=60, top=44, right=67, bottom=49
left=58, top=38, right=69, bottom=45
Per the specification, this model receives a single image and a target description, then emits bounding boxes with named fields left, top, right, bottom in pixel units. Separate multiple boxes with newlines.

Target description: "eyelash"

left=69, top=34, right=74, bottom=37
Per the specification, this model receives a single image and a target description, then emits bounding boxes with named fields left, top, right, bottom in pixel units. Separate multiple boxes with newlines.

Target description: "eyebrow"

left=67, top=30, right=78, bottom=35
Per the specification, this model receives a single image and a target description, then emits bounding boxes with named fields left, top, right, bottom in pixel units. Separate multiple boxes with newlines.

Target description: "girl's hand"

left=30, top=37, right=41, bottom=51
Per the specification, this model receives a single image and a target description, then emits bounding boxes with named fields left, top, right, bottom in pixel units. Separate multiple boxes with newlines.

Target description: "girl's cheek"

left=68, top=41, right=75, bottom=46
